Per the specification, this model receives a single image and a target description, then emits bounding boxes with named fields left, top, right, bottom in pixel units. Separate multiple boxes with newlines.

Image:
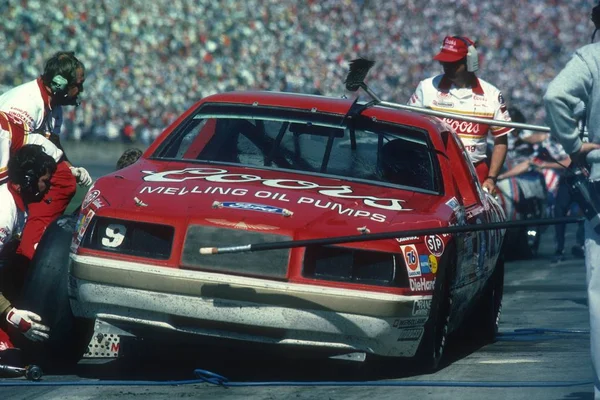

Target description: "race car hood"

left=88, top=160, right=450, bottom=241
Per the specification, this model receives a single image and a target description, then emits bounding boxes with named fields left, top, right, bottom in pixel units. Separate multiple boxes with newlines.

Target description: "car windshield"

left=153, top=104, right=441, bottom=193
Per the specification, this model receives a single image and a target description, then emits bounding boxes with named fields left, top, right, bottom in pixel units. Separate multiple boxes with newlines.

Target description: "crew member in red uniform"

left=408, top=36, right=511, bottom=194
left=0, top=112, right=64, bottom=185
left=0, top=145, right=57, bottom=353
left=0, top=51, right=92, bottom=261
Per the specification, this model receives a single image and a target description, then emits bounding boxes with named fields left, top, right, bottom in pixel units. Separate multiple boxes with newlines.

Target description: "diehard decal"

left=410, top=277, right=436, bottom=292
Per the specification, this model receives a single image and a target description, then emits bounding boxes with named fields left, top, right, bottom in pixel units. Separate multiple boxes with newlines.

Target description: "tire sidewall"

left=416, top=244, right=453, bottom=371
left=16, top=215, right=90, bottom=367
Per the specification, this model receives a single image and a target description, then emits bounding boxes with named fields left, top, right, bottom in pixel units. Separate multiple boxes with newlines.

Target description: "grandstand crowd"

left=0, top=0, right=593, bottom=144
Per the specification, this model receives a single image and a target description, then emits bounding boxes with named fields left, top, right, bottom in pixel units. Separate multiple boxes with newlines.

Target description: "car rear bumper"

left=68, top=254, right=430, bottom=357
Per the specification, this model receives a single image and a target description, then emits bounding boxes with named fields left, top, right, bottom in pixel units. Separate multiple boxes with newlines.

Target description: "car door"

left=442, top=129, right=490, bottom=293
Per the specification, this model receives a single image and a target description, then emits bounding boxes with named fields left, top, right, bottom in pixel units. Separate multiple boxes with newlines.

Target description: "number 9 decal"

left=102, top=224, right=126, bottom=248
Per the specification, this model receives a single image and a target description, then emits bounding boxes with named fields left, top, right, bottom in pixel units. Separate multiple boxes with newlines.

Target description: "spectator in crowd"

left=0, top=145, right=57, bottom=357
left=408, top=35, right=511, bottom=194
left=0, top=1, right=592, bottom=147
left=0, top=51, right=92, bottom=262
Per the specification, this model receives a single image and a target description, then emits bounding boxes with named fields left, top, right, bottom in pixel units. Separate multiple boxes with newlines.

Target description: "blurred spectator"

left=0, top=0, right=592, bottom=144
left=122, top=123, right=135, bottom=143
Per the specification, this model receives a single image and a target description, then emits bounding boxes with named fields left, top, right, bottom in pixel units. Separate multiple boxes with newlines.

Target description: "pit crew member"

left=0, top=51, right=92, bottom=261
left=408, top=36, right=511, bottom=194
left=0, top=145, right=58, bottom=352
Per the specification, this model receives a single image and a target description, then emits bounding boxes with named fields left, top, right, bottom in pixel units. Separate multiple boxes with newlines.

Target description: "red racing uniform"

left=0, top=183, right=28, bottom=351
left=0, top=185, right=24, bottom=351
left=408, top=75, right=513, bottom=182
left=0, top=79, right=76, bottom=260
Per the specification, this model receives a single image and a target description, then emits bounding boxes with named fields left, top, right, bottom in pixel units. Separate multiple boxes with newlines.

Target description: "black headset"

left=49, top=75, right=69, bottom=96
left=8, top=145, right=57, bottom=201
left=42, top=51, right=82, bottom=97
left=452, top=36, right=479, bottom=72
left=19, top=169, right=40, bottom=198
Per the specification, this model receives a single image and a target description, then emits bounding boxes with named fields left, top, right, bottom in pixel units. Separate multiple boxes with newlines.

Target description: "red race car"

left=18, top=90, right=505, bottom=371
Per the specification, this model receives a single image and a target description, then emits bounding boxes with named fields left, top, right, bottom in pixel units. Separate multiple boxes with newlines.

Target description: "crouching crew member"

left=0, top=145, right=57, bottom=353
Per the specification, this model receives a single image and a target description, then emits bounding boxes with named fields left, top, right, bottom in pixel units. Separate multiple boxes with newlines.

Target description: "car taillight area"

left=81, top=217, right=174, bottom=260
left=303, top=246, right=409, bottom=288
left=181, top=225, right=291, bottom=279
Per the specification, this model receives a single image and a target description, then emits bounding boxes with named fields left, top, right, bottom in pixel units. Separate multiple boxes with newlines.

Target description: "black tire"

left=462, top=255, right=504, bottom=343
left=415, top=245, right=453, bottom=372
left=15, top=215, right=92, bottom=370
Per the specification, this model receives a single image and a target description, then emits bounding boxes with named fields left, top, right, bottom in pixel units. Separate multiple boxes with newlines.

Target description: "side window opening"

left=443, top=130, right=480, bottom=207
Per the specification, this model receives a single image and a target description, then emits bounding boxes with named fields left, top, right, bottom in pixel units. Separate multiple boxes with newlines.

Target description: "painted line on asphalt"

left=478, top=359, right=541, bottom=364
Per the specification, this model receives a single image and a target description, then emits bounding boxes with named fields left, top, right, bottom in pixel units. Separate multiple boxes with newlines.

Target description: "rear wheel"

left=463, top=255, right=504, bottom=343
left=16, top=215, right=93, bottom=370
left=415, top=246, right=453, bottom=371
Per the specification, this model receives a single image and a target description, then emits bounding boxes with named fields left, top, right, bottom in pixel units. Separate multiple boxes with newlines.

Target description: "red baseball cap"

left=433, top=36, right=473, bottom=63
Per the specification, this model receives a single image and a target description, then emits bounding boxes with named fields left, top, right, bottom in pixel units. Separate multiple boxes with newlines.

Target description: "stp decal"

left=401, top=244, right=421, bottom=277
left=425, top=235, right=444, bottom=257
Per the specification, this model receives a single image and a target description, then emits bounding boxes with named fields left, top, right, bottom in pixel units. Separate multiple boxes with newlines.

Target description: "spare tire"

left=15, top=215, right=92, bottom=370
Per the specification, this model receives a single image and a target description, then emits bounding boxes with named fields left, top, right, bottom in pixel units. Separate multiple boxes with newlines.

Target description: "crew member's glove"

left=6, top=307, right=50, bottom=342
left=70, top=166, right=93, bottom=186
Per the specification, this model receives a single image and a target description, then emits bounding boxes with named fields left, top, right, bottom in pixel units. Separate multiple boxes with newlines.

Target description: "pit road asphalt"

left=0, top=173, right=593, bottom=399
